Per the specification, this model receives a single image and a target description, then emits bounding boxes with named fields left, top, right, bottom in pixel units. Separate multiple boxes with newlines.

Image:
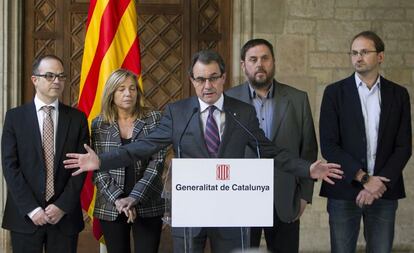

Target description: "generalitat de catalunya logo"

left=216, top=164, right=230, bottom=180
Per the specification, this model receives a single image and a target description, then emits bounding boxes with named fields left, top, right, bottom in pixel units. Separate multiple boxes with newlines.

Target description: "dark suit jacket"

left=319, top=74, right=412, bottom=200
left=98, top=95, right=312, bottom=238
left=226, top=81, right=317, bottom=222
left=100, top=95, right=311, bottom=177
left=1, top=101, right=89, bottom=235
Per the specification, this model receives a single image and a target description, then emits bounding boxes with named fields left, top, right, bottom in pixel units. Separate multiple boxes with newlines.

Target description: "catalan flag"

left=78, top=0, right=141, bottom=241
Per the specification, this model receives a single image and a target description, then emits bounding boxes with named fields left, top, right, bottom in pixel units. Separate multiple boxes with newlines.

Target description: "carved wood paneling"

left=139, top=14, right=184, bottom=108
left=198, top=0, right=219, bottom=34
left=192, top=0, right=232, bottom=94
left=24, top=0, right=61, bottom=102
left=68, top=12, right=88, bottom=106
left=22, top=1, right=232, bottom=252
left=34, top=0, right=56, bottom=32
left=24, top=0, right=232, bottom=109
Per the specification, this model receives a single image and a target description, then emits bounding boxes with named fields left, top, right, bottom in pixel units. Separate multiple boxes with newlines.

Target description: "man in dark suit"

left=1, top=55, right=89, bottom=253
left=226, top=38, right=317, bottom=253
left=319, top=31, right=412, bottom=253
left=64, top=50, right=342, bottom=253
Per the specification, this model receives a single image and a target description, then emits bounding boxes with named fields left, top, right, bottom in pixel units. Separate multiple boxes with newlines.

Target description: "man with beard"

left=64, top=49, right=343, bottom=253
left=226, top=39, right=317, bottom=253
left=319, top=31, right=411, bottom=252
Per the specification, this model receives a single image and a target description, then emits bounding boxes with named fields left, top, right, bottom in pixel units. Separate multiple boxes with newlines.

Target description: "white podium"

left=162, top=158, right=274, bottom=252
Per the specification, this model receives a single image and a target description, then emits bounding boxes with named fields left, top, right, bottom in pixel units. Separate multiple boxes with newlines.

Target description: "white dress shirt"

left=29, top=95, right=59, bottom=218
left=34, top=95, right=59, bottom=152
left=355, top=73, right=381, bottom=175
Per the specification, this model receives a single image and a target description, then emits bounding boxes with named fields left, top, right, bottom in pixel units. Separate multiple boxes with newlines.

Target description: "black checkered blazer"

left=91, top=111, right=166, bottom=221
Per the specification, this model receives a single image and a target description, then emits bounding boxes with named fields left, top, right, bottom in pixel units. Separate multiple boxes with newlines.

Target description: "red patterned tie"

left=42, top=106, right=54, bottom=201
left=205, top=106, right=220, bottom=157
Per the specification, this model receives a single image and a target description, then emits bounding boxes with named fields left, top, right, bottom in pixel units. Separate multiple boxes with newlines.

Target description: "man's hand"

left=363, top=176, right=390, bottom=199
left=45, top=204, right=65, bottom=225
left=64, top=144, right=100, bottom=176
left=30, top=209, right=50, bottom=226
left=356, top=189, right=375, bottom=208
left=310, top=160, right=343, bottom=184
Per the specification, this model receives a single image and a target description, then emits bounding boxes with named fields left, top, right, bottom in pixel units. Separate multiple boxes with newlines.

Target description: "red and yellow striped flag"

left=78, top=0, right=141, bottom=241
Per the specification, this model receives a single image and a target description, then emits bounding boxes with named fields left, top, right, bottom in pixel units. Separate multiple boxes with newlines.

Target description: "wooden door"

left=23, top=1, right=232, bottom=252
left=23, top=0, right=233, bottom=110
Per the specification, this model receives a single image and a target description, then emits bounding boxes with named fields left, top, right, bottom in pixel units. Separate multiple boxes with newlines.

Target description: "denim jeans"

left=327, top=198, right=398, bottom=253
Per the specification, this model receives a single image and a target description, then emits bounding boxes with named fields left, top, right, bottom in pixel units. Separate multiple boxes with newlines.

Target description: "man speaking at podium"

left=65, top=50, right=342, bottom=253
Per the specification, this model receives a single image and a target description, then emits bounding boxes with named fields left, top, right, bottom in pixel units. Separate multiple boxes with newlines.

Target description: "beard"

left=245, top=67, right=275, bottom=90
left=250, top=79, right=271, bottom=89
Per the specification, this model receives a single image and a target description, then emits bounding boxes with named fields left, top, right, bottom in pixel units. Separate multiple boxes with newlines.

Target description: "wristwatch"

left=360, top=173, right=370, bottom=185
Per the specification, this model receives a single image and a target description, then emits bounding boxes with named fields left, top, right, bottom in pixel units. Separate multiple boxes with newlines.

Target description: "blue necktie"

left=205, top=106, right=220, bottom=157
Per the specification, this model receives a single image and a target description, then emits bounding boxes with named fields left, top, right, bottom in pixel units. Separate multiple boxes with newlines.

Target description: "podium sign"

left=172, top=158, right=273, bottom=227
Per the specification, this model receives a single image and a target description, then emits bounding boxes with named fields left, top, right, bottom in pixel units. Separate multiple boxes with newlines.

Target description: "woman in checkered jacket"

left=91, top=69, right=167, bottom=253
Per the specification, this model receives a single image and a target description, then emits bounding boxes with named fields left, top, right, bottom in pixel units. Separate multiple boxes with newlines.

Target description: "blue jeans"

left=327, top=198, right=398, bottom=253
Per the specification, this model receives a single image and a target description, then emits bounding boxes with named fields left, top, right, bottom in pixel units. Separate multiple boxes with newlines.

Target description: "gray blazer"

left=91, top=112, right=166, bottom=221
left=226, top=81, right=317, bottom=222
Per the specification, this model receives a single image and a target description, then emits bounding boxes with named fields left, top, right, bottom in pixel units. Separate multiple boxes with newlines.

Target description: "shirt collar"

left=34, top=95, right=59, bottom=112
left=198, top=93, right=224, bottom=113
left=354, top=73, right=381, bottom=90
left=248, top=81, right=275, bottom=99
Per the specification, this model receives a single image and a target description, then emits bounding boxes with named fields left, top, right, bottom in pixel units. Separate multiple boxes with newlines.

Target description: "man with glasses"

left=1, top=55, right=89, bottom=253
left=226, top=38, right=317, bottom=253
left=319, top=31, right=412, bottom=253
left=63, top=50, right=343, bottom=253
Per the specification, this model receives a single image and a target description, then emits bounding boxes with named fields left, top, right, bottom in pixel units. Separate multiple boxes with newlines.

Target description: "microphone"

left=177, top=107, right=198, bottom=158
left=225, top=109, right=261, bottom=158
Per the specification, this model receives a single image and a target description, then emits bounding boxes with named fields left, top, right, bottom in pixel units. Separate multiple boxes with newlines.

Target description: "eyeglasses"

left=192, top=74, right=223, bottom=85
left=348, top=50, right=378, bottom=57
left=34, top=72, right=67, bottom=82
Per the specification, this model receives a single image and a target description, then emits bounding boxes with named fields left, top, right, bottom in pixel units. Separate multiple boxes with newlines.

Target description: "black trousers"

left=100, top=214, right=162, bottom=253
left=10, top=225, right=78, bottom=253
left=172, top=227, right=244, bottom=253
left=250, top=208, right=300, bottom=253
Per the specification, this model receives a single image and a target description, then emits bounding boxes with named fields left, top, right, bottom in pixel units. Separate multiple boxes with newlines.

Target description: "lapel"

left=234, top=81, right=288, bottom=141
left=344, top=74, right=366, bottom=134
left=218, top=95, right=236, bottom=157
left=26, top=102, right=44, bottom=166
left=107, top=121, right=121, bottom=147
left=104, top=116, right=145, bottom=146
left=270, top=81, right=289, bottom=141
left=186, top=97, right=210, bottom=157
left=236, top=82, right=251, bottom=104
left=377, top=77, right=392, bottom=143
left=131, top=117, right=146, bottom=140
left=54, top=103, right=70, bottom=171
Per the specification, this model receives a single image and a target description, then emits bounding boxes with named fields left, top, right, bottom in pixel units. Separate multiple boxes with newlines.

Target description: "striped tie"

left=42, top=106, right=54, bottom=201
left=205, top=106, right=220, bottom=157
